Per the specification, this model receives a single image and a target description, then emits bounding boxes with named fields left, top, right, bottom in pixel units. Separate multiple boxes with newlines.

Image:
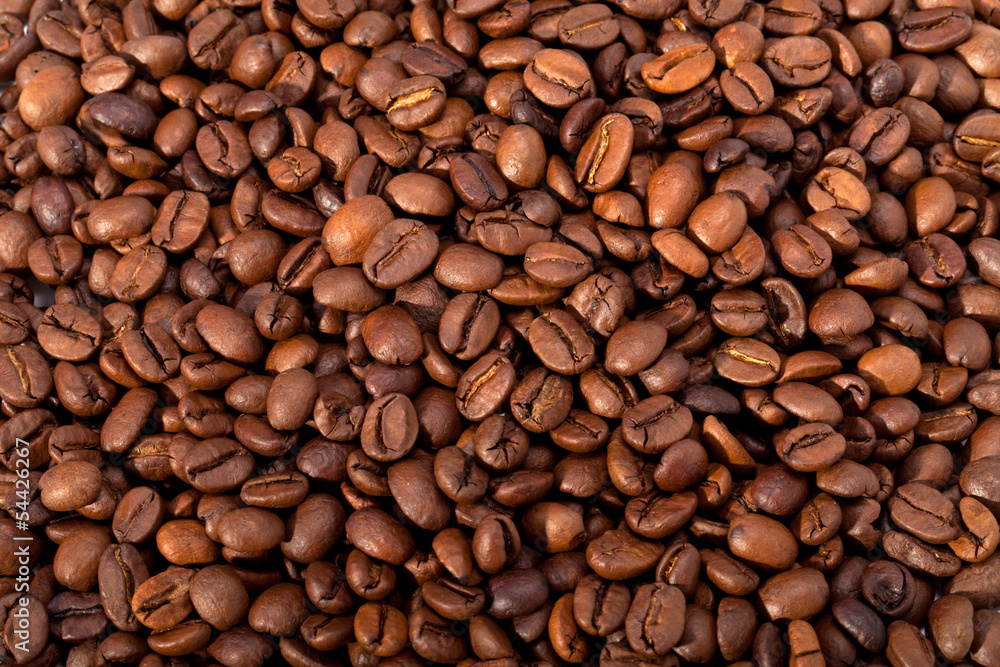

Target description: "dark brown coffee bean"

left=131, top=568, right=194, bottom=631
left=778, top=422, right=846, bottom=472
left=642, top=43, right=716, bottom=94
left=360, top=393, right=418, bottom=462
left=188, top=9, right=249, bottom=71
left=450, top=152, right=509, bottom=212
left=439, top=293, right=500, bottom=361
left=196, top=120, right=251, bottom=178
left=771, top=224, right=833, bottom=278
left=524, top=48, right=594, bottom=109
left=758, top=567, right=830, bottom=621
left=622, top=395, right=694, bottom=454
left=195, top=304, right=265, bottom=365
left=468, top=514, right=519, bottom=575
left=3, top=595, right=49, bottom=662
left=527, top=309, right=596, bottom=375
left=587, top=527, right=665, bottom=580
left=121, top=323, right=180, bottom=383
left=573, top=113, right=633, bottom=193
left=110, top=245, right=168, bottom=303
left=728, top=513, right=799, bottom=571
left=849, top=107, right=910, bottom=166
left=0, top=344, right=53, bottom=409
left=98, top=543, right=149, bottom=632
left=182, top=437, right=255, bottom=493
left=898, top=9, right=971, bottom=54
left=928, top=595, right=975, bottom=661
left=762, top=36, right=832, bottom=87
left=362, top=218, right=439, bottom=289
left=345, top=507, right=416, bottom=565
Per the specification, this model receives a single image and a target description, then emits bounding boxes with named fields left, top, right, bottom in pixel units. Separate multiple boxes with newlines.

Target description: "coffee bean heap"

left=1, top=0, right=1000, bottom=664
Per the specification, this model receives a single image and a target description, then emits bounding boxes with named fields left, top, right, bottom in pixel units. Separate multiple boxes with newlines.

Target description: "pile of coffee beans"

left=1, top=0, right=1000, bottom=664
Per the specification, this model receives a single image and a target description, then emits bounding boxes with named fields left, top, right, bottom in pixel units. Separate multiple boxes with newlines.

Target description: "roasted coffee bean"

left=928, top=595, right=975, bottom=661
left=182, top=437, right=255, bottom=493
left=574, top=113, right=633, bottom=193
left=728, top=513, right=799, bottom=571
left=898, top=9, right=972, bottom=54
left=195, top=304, right=266, bottom=365
left=38, top=460, right=102, bottom=512
left=6, top=1, right=1000, bottom=664
left=642, top=43, right=716, bottom=95
left=524, top=48, right=594, bottom=109
left=130, top=568, right=194, bottom=631
left=623, top=582, right=685, bottom=654
left=721, top=62, right=774, bottom=116
left=450, top=152, right=509, bottom=212
left=120, top=324, right=180, bottom=383
left=345, top=507, right=416, bottom=565
left=586, top=527, right=665, bottom=580
left=98, top=543, right=150, bottom=632
left=757, top=567, right=830, bottom=621
left=362, top=218, right=439, bottom=289
left=3, top=595, right=49, bottom=662
left=889, top=482, right=960, bottom=545
left=187, top=9, right=249, bottom=71
left=112, top=486, right=166, bottom=544
left=189, top=565, right=249, bottom=631
left=360, top=393, right=418, bottom=462
left=0, top=343, right=53, bottom=409
left=779, top=422, right=846, bottom=472
left=714, top=337, right=780, bottom=386
left=622, top=395, right=694, bottom=454
left=762, top=36, right=831, bottom=87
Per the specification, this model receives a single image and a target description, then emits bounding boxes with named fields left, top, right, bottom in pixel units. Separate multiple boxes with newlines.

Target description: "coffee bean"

left=524, top=49, right=594, bottom=109
left=714, top=337, right=780, bottom=386
left=195, top=120, right=252, bottom=179
left=121, top=323, right=180, bottom=383
left=928, top=595, right=975, bottom=661
left=0, top=343, right=53, bottom=409
left=450, top=152, right=509, bottom=212
left=360, top=392, right=418, bottom=462
left=849, top=107, right=910, bottom=166
left=362, top=218, right=439, bottom=289
left=38, top=460, right=102, bottom=512
left=112, top=486, right=165, bottom=544
left=345, top=507, right=416, bottom=565
left=779, top=422, right=847, bottom=472
left=886, top=620, right=936, bottom=667
left=98, top=543, right=150, bottom=632
left=898, top=8, right=972, bottom=54
left=189, top=565, right=249, bottom=631
left=586, top=527, right=665, bottom=580
left=908, top=233, right=966, bottom=288
left=758, top=568, right=829, bottom=621
left=642, top=43, right=716, bottom=94
left=182, top=437, right=255, bottom=493
left=727, top=513, right=799, bottom=571
left=573, top=113, right=633, bottom=193
left=721, top=62, right=774, bottom=116
left=130, top=568, right=194, bottom=631
left=187, top=9, right=249, bottom=71
left=889, top=482, right=960, bottom=545
left=622, top=395, right=694, bottom=454
left=863, top=559, right=916, bottom=616
left=195, top=304, right=265, bottom=365
left=3, top=595, right=49, bottom=662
